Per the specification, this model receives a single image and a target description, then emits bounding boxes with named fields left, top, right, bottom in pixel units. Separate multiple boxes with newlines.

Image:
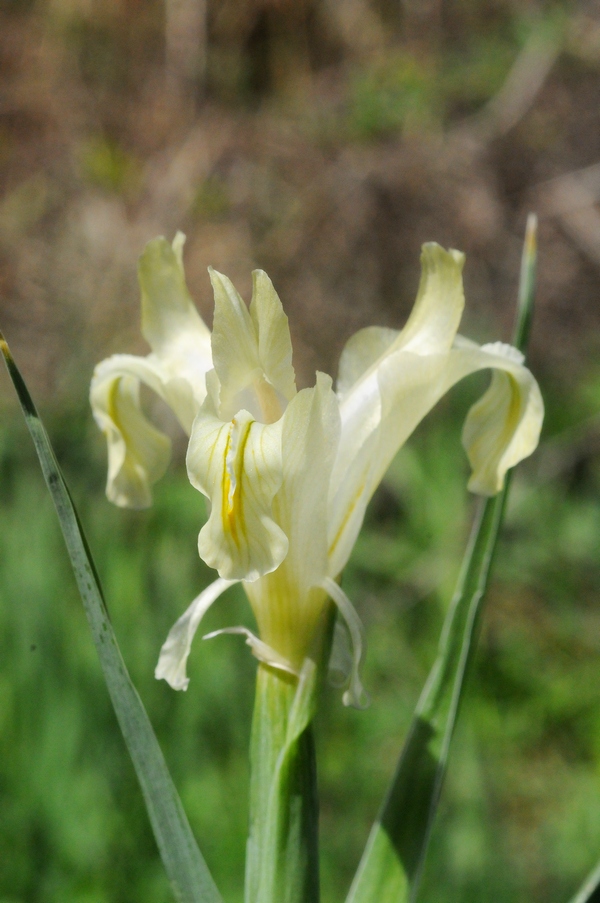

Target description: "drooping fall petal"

left=91, top=356, right=173, bottom=508
left=328, top=243, right=543, bottom=577
left=187, top=387, right=288, bottom=582
left=449, top=338, right=544, bottom=495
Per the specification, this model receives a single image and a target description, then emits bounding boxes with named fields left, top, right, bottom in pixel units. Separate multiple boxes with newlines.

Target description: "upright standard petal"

left=336, top=243, right=465, bottom=403
left=395, top=243, right=465, bottom=354
left=209, top=268, right=260, bottom=417
left=91, top=233, right=213, bottom=508
left=336, top=326, right=398, bottom=398
left=139, top=233, right=211, bottom=376
left=333, top=244, right=466, bottom=492
left=250, top=269, right=296, bottom=403
left=209, top=267, right=296, bottom=423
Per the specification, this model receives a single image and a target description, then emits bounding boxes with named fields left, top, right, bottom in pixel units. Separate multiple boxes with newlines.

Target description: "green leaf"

left=568, top=860, right=600, bottom=903
left=0, top=333, right=222, bottom=903
left=345, top=214, right=538, bottom=903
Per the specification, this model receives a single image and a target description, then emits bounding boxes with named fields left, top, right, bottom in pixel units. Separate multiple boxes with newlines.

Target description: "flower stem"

left=245, top=663, right=320, bottom=903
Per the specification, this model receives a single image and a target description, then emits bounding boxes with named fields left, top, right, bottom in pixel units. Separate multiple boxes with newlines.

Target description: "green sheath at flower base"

left=245, top=662, right=320, bottom=903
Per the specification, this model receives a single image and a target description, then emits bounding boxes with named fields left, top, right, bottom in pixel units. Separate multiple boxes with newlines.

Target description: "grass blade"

left=346, top=214, right=538, bottom=903
left=0, top=333, right=222, bottom=903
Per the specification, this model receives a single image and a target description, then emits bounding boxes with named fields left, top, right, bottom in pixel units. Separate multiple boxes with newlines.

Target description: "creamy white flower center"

left=225, top=373, right=288, bottom=425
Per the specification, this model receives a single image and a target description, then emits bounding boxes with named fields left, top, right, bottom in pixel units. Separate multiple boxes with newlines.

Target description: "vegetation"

left=1, top=371, right=599, bottom=901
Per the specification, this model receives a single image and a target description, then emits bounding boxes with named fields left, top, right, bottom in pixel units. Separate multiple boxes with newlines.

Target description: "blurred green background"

left=2, top=0, right=600, bottom=900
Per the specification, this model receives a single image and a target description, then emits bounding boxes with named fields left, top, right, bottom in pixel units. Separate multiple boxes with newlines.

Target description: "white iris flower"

left=92, top=236, right=543, bottom=707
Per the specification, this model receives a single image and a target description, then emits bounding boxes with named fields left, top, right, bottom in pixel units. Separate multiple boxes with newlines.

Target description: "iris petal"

left=139, top=233, right=211, bottom=376
left=322, top=578, right=369, bottom=710
left=250, top=269, right=296, bottom=403
left=329, top=243, right=543, bottom=577
left=187, top=402, right=288, bottom=582
left=91, top=233, right=212, bottom=507
left=155, top=577, right=236, bottom=690
left=209, top=267, right=296, bottom=423
left=452, top=340, right=544, bottom=495
left=203, top=626, right=298, bottom=676
left=91, top=354, right=173, bottom=508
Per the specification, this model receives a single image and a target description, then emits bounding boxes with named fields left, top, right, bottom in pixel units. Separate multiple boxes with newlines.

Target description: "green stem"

left=245, top=663, right=320, bottom=903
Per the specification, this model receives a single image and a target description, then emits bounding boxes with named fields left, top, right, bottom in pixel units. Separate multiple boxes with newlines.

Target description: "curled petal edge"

left=452, top=340, right=544, bottom=496
left=322, top=577, right=370, bottom=709
left=155, top=577, right=237, bottom=690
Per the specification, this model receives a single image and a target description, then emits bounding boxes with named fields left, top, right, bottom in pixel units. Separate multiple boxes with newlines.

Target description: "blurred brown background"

left=1, top=0, right=600, bottom=401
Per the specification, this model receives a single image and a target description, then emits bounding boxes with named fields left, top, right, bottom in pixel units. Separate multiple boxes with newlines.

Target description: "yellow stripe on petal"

left=222, top=414, right=252, bottom=543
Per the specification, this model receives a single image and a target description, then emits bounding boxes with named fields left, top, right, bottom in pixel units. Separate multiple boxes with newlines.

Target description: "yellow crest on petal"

left=187, top=398, right=288, bottom=582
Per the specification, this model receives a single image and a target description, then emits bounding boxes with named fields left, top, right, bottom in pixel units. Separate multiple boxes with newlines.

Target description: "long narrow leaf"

left=0, top=333, right=222, bottom=903
left=346, top=215, right=538, bottom=903
left=568, top=860, right=600, bottom=903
